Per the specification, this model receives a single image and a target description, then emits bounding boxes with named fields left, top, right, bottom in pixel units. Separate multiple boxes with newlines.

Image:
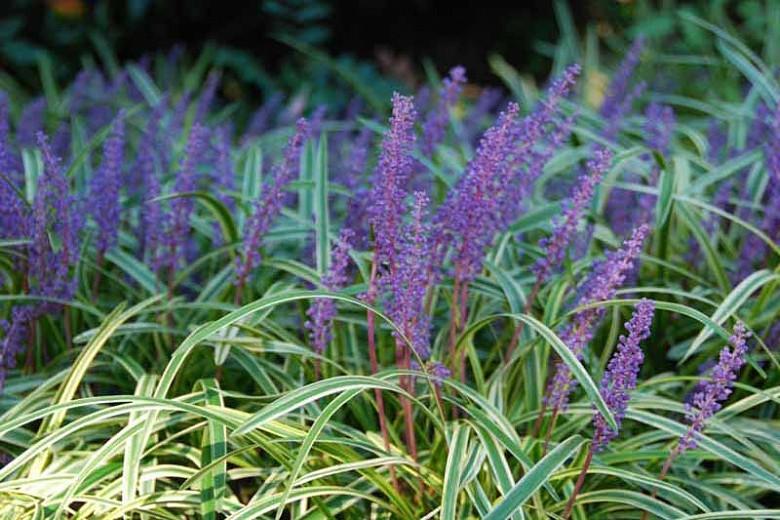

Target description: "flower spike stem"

left=366, top=258, right=399, bottom=492
left=542, top=406, right=561, bottom=456
left=458, top=284, right=470, bottom=384
left=640, top=449, right=678, bottom=520
left=562, top=445, right=594, bottom=520
left=398, top=339, right=418, bottom=461
left=234, top=282, right=244, bottom=306
left=448, top=277, right=461, bottom=419
left=530, top=400, right=548, bottom=439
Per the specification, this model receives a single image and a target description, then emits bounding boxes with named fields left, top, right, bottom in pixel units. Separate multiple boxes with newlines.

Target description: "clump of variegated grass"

left=0, top=5, right=779, bottom=520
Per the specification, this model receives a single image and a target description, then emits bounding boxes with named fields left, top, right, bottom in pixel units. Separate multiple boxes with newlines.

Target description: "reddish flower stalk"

left=562, top=446, right=593, bottom=520
left=365, top=257, right=398, bottom=491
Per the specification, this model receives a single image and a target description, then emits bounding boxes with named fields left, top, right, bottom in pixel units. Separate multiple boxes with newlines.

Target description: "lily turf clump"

left=0, top=13, right=779, bottom=520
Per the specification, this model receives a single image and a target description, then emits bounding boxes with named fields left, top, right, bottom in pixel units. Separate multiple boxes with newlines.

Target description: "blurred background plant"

left=2, top=1, right=779, bottom=114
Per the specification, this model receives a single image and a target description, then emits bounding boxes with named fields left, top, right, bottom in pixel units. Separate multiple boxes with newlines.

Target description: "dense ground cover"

left=0, top=7, right=779, bottom=519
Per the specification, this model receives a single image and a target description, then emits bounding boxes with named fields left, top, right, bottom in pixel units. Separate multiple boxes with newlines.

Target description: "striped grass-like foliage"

left=1, top=4, right=780, bottom=519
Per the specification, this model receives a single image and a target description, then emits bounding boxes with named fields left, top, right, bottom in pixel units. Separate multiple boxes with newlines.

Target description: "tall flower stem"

left=234, top=281, right=244, bottom=306
left=640, top=449, right=679, bottom=520
left=448, top=277, right=461, bottom=366
left=542, top=406, right=561, bottom=456
left=562, top=446, right=594, bottom=520
left=366, top=259, right=398, bottom=491
left=448, top=277, right=461, bottom=419
left=458, top=284, right=469, bottom=383
left=398, top=337, right=418, bottom=462
left=530, top=400, right=548, bottom=439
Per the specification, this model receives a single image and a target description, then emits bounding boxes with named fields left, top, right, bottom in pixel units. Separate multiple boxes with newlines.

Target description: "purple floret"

left=385, top=192, right=435, bottom=360
left=368, top=93, right=417, bottom=271
left=213, top=124, right=236, bottom=211
left=545, top=224, right=650, bottom=411
left=0, top=94, right=27, bottom=241
left=90, top=112, right=126, bottom=254
left=434, top=102, right=520, bottom=282
left=644, top=102, right=676, bottom=155
left=678, top=322, right=750, bottom=451
left=534, top=147, right=611, bottom=284
left=161, top=123, right=209, bottom=272
left=435, top=64, right=581, bottom=285
left=305, top=228, right=354, bottom=354
left=421, top=65, right=467, bottom=157
left=592, top=299, right=654, bottom=451
left=343, top=125, right=374, bottom=248
left=243, top=92, right=284, bottom=143
left=27, top=133, right=81, bottom=314
left=235, top=118, right=310, bottom=286
left=0, top=306, right=34, bottom=391
left=194, top=71, right=221, bottom=124
left=309, top=105, right=328, bottom=139
left=464, top=87, right=503, bottom=141
left=16, top=97, right=46, bottom=148
left=600, top=37, right=645, bottom=142
left=137, top=98, right=168, bottom=264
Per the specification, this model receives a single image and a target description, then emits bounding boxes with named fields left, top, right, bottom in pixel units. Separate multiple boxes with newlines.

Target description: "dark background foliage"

left=1, top=1, right=774, bottom=101
left=4, top=0, right=572, bottom=82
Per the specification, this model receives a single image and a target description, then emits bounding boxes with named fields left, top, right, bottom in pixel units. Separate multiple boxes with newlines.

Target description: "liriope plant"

left=0, top=7, right=779, bottom=520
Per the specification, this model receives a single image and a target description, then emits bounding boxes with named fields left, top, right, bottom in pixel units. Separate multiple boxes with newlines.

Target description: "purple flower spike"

left=464, top=87, right=503, bottom=140
left=592, top=299, right=654, bottom=451
left=0, top=94, right=27, bottom=240
left=162, top=123, right=209, bottom=271
left=706, top=120, right=728, bottom=164
left=434, top=102, right=520, bottom=282
left=343, top=126, right=374, bottom=248
left=194, top=71, right=221, bottom=124
left=214, top=125, right=236, bottom=211
left=28, top=132, right=81, bottom=310
left=17, top=97, right=46, bottom=148
left=386, top=191, right=434, bottom=359
left=235, top=118, right=309, bottom=286
left=305, top=228, right=354, bottom=354
left=545, top=224, right=650, bottom=411
left=600, top=37, right=645, bottom=141
left=434, top=64, right=581, bottom=287
left=637, top=103, right=676, bottom=220
left=244, top=92, right=284, bottom=142
left=369, top=93, right=417, bottom=270
left=90, top=112, right=126, bottom=254
left=644, top=102, right=676, bottom=155
left=422, top=65, right=467, bottom=156
left=0, top=306, right=34, bottom=391
left=310, top=105, right=328, bottom=139
left=169, top=92, right=192, bottom=146
left=534, top=148, right=612, bottom=283
left=137, top=98, right=167, bottom=263
left=678, top=322, right=750, bottom=452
